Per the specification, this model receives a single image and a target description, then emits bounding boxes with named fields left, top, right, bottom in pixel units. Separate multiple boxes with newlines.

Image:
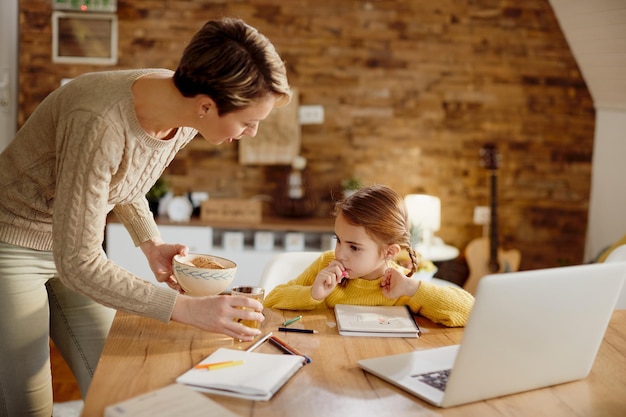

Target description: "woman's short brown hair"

left=173, top=17, right=291, bottom=115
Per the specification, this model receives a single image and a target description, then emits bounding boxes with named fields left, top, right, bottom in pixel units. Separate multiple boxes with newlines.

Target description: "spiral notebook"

left=334, top=304, right=421, bottom=338
left=176, top=347, right=305, bottom=401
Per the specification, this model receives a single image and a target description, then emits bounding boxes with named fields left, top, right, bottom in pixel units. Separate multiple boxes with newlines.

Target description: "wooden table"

left=82, top=309, right=626, bottom=417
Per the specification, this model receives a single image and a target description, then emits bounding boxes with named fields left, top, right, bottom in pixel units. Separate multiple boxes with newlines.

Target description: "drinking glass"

left=231, top=286, right=265, bottom=329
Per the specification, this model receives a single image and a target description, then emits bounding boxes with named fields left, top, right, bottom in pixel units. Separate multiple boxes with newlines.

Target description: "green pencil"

left=283, top=315, right=302, bottom=326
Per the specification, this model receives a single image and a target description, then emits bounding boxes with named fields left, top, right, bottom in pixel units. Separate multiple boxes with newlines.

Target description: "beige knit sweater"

left=0, top=69, right=197, bottom=322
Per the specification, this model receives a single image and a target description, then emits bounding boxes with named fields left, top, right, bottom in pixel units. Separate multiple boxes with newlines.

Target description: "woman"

left=0, top=17, right=291, bottom=416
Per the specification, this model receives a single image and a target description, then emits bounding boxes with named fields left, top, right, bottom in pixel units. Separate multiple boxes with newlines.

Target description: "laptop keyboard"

left=411, top=369, right=451, bottom=391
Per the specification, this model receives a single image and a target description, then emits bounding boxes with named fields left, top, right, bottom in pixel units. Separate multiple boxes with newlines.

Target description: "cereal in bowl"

left=189, top=256, right=226, bottom=269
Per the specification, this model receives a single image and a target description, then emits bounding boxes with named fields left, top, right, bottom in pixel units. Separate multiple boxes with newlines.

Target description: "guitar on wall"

left=464, top=143, right=521, bottom=294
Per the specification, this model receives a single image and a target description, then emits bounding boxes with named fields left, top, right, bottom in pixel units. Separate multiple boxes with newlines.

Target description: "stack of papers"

left=176, top=347, right=306, bottom=401
left=334, top=304, right=421, bottom=338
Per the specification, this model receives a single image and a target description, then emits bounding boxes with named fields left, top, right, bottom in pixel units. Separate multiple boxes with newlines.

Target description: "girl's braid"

left=405, top=246, right=419, bottom=277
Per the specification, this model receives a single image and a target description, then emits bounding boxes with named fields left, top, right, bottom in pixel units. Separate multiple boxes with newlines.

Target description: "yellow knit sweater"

left=264, top=251, right=474, bottom=327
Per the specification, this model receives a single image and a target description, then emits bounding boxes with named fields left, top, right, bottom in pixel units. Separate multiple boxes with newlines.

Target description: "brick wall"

left=18, top=0, right=596, bottom=273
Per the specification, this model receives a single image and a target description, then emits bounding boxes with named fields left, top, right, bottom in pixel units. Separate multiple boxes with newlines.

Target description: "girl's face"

left=198, top=95, right=276, bottom=145
left=333, top=212, right=387, bottom=280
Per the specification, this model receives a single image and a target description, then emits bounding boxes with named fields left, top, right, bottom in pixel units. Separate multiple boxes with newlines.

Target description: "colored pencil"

left=269, top=336, right=312, bottom=364
left=194, top=360, right=244, bottom=370
left=278, top=327, right=318, bottom=334
left=283, top=315, right=303, bottom=326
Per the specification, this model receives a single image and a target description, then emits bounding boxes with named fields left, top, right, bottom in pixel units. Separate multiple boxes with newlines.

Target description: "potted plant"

left=146, top=177, right=169, bottom=215
left=341, top=177, right=363, bottom=198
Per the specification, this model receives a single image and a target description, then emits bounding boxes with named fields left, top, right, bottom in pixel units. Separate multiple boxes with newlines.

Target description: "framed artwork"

left=52, top=11, right=118, bottom=65
left=52, top=0, right=117, bottom=13
left=239, top=90, right=300, bottom=165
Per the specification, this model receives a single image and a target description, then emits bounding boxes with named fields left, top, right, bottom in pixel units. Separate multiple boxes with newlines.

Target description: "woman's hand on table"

left=171, top=294, right=264, bottom=341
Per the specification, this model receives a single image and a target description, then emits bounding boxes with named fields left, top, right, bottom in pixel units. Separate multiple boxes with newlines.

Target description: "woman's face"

left=333, top=212, right=387, bottom=280
left=198, top=95, right=276, bottom=145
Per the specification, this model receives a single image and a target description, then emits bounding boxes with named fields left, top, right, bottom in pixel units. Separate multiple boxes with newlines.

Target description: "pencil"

left=246, top=331, right=273, bottom=352
left=283, top=315, right=302, bottom=326
left=194, top=360, right=244, bottom=370
left=278, top=327, right=318, bottom=334
left=269, top=336, right=312, bottom=364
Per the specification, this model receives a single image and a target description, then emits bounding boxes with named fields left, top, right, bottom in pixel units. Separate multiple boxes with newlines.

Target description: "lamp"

left=404, top=194, right=441, bottom=249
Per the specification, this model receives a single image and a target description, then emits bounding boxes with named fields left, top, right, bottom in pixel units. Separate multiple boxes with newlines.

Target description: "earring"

left=199, top=114, right=204, bottom=118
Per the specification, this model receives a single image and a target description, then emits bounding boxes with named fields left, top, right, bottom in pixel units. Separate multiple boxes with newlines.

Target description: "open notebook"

left=358, top=262, right=626, bottom=408
left=334, top=304, right=421, bottom=338
left=176, top=347, right=305, bottom=401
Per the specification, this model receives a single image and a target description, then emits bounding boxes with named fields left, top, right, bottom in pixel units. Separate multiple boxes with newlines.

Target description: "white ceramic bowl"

left=172, top=254, right=237, bottom=296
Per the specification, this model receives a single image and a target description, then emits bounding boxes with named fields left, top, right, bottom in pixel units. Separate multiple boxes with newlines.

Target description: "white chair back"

left=258, top=251, right=322, bottom=295
left=604, top=244, right=626, bottom=309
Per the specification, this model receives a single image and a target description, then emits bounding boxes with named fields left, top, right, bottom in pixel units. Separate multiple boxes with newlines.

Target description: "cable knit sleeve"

left=52, top=110, right=176, bottom=322
left=407, top=282, right=475, bottom=327
left=112, top=200, right=160, bottom=247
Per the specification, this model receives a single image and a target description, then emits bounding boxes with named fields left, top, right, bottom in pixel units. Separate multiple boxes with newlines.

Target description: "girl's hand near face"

left=381, top=268, right=420, bottom=299
left=311, top=260, right=347, bottom=301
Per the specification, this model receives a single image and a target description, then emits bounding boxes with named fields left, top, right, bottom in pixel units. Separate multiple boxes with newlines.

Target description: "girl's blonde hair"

left=333, top=184, right=419, bottom=277
left=173, top=17, right=292, bottom=115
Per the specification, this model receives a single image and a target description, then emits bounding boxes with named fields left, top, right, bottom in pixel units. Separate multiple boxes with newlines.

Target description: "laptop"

left=358, top=262, right=626, bottom=408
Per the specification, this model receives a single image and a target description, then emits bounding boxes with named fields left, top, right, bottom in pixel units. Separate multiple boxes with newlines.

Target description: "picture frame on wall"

left=52, top=11, right=118, bottom=65
left=52, top=0, right=118, bottom=13
left=238, top=89, right=300, bottom=165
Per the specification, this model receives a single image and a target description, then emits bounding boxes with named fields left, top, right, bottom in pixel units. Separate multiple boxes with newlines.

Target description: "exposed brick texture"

left=18, top=0, right=595, bottom=274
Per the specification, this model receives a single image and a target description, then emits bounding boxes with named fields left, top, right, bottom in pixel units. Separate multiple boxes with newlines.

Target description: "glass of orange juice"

left=231, top=286, right=265, bottom=329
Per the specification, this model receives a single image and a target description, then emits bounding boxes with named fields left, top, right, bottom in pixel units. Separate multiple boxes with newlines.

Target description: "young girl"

left=264, top=184, right=474, bottom=327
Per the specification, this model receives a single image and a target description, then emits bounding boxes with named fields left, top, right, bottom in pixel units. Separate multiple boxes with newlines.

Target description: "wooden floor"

left=50, top=340, right=82, bottom=402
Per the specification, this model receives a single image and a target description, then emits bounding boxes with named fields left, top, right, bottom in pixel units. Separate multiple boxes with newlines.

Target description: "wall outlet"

left=298, top=105, right=324, bottom=125
left=473, top=206, right=490, bottom=225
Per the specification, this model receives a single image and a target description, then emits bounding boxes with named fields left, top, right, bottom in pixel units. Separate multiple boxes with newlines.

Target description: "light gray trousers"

left=0, top=242, right=114, bottom=417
